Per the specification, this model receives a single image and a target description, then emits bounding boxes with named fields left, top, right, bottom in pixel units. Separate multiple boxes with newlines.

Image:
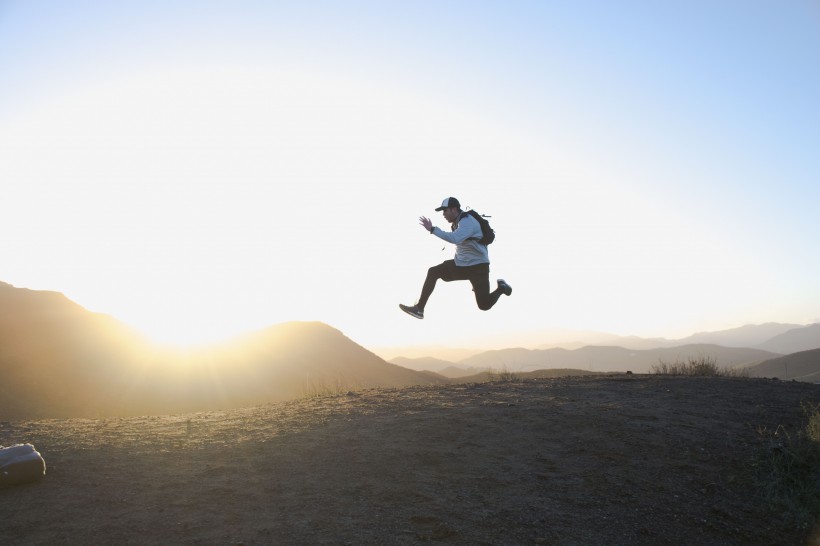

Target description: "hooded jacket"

left=431, top=212, right=490, bottom=267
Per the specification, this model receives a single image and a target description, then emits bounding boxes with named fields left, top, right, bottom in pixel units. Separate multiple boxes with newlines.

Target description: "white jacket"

left=431, top=213, right=490, bottom=266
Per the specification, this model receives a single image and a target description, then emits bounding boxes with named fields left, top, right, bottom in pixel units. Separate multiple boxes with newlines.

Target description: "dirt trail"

left=1, top=375, right=819, bottom=545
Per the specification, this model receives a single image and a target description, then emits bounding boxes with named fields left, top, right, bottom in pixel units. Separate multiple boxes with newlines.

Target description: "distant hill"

left=456, top=368, right=602, bottom=383
left=755, top=323, right=820, bottom=355
left=388, top=356, right=488, bottom=379
left=597, top=323, right=805, bottom=351
left=378, top=323, right=818, bottom=362
left=490, top=324, right=807, bottom=352
left=198, top=322, right=446, bottom=404
left=374, top=346, right=482, bottom=362
left=458, top=344, right=782, bottom=374
left=745, top=348, right=820, bottom=382
left=386, top=323, right=813, bottom=368
left=437, top=366, right=485, bottom=379
left=0, top=282, right=444, bottom=419
left=0, top=281, right=153, bottom=418
left=389, top=356, right=458, bottom=373
left=674, top=323, right=803, bottom=348
left=533, top=331, right=624, bottom=350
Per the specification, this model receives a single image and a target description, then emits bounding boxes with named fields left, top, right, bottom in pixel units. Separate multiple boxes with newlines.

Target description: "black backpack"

left=458, top=210, right=495, bottom=246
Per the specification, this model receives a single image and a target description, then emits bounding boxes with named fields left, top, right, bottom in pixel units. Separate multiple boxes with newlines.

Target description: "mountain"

left=533, top=331, right=634, bottom=350
left=436, top=366, right=486, bottom=379
left=755, top=323, right=820, bottom=354
left=591, top=336, right=673, bottom=350
left=196, top=322, right=446, bottom=403
left=456, top=367, right=602, bottom=383
left=0, top=281, right=154, bottom=418
left=388, top=356, right=486, bottom=379
left=376, top=323, right=816, bottom=363
left=675, top=323, right=804, bottom=348
left=389, top=356, right=458, bottom=373
left=744, top=348, right=820, bottom=382
left=373, top=345, right=482, bottom=362
left=0, top=282, right=443, bottom=419
left=457, top=344, right=782, bottom=374
left=594, top=324, right=805, bottom=351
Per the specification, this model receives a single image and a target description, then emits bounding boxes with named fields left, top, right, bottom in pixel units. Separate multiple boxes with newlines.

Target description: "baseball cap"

left=435, top=197, right=460, bottom=211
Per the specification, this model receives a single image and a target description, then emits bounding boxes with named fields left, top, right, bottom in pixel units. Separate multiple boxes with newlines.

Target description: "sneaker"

left=399, top=304, right=424, bottom=319
left=497, top=279, right=513, bottom=296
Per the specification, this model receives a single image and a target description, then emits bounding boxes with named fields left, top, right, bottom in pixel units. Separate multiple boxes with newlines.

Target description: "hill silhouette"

left=0, top=282, right=442, bottom=419
left=536, top=324, right=801, bottom=351
left=389, top=356, right=488, bottom=379
left=389, top=322, right=817, bottom=362
left=746, top=348, right=820, bottom=382
left=456, top=344, right=781, bottom=374
left=756, top=323, right=820, bottom=354
left=674, top=322, right=804, bottom=348
left=3, top=280, right=817, bottom=420
left=389, top=356, right=460, bottom=373
left=0, top=282, right=152, bottom=417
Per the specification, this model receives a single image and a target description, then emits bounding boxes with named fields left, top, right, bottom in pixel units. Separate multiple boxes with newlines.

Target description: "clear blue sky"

left=2, top=1, right=819, bottom=350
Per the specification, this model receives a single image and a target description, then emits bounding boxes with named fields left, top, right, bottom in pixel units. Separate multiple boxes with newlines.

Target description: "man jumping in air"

left=399, top=197, right=512, bottom=319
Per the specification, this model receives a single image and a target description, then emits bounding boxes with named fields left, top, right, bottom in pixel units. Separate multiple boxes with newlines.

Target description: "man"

left=399, top=197, right=512, bottom=319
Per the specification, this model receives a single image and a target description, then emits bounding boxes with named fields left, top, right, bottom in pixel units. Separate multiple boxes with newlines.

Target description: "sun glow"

left=2, top=25, right=816, bottom=350
left=1, top=66, right=534, bottom=347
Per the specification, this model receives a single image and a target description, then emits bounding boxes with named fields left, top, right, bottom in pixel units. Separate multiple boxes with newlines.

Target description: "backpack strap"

left=451, top=211, right=469, bottom=231
left=455, top=211, right=480, bottom=240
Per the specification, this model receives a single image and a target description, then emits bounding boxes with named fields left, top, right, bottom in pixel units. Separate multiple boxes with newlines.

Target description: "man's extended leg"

left=400, top=260, right=463, bottom=318
left=417, top=260, right=460, bottom=310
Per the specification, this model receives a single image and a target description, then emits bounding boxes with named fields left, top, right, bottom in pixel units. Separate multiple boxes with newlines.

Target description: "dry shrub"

left=486, top=366, right=518, bottom=383
left=651, top=355, right=748, bottom=377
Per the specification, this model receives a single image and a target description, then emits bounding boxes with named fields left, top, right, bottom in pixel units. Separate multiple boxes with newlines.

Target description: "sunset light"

left=1, top=2, right=818, bottom=349
left=2, top=4, right=820, bottom=544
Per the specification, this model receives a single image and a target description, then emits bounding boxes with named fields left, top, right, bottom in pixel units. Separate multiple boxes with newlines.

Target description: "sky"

left=1, top=1, right=819, bottom=352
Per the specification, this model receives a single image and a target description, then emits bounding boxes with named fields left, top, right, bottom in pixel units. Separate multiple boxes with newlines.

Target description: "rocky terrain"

left=2, top=375, right=819, bottom=545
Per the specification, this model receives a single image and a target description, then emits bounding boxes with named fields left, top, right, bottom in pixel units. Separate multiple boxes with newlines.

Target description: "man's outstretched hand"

left=419, top=216, right=433, bottom=232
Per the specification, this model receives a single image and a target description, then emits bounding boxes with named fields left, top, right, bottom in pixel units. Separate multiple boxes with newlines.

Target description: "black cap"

left=435, top=197, right=460, bottom=211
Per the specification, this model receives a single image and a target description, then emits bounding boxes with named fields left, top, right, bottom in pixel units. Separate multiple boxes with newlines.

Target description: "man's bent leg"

left=468, top=264, right=502, bottom=311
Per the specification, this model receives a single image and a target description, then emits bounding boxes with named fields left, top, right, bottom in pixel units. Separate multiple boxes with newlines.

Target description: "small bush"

left=302, top=378, right=349, bottom=398
left=651, top=355, right=748, bottom=377
left=486, top=366, right=518, bottom=383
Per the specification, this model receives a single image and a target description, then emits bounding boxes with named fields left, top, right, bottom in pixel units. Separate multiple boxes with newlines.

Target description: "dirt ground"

left=2, top=375, right=819, bottom=545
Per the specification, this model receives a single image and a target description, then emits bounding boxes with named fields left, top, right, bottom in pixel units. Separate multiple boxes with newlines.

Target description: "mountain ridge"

left=755, top=323, right=820, bottom=354
left=454, top=344, right=782, bottom=374
left=0, top=282, right=443, bottom=419
left=4, top=280, right=820, bottom=418
left=745, top=348, right=820, bottom=382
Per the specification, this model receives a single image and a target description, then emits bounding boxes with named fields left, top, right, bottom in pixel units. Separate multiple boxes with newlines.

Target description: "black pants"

left=418, top=260, right=502, bottom=311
